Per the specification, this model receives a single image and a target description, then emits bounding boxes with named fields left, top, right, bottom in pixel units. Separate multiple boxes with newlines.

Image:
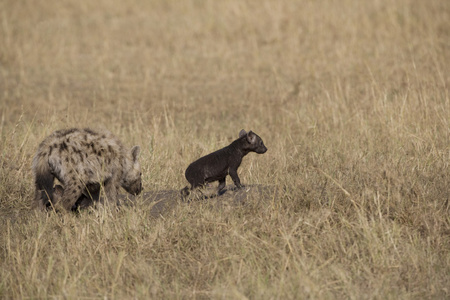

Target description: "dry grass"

left=0, top=0, right=449, bottom=298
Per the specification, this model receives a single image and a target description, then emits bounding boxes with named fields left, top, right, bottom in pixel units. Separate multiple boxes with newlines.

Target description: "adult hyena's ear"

left=239, top=129, right=247, bottom=138
left=131, top=146, right=140, bottom=162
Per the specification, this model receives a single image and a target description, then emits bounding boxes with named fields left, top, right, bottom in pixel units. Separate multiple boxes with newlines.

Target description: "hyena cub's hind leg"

left=180, top=186, right=190, bottom=199
left=217, top=177, right=226, bottom=195
left=180, top=182, right=209, bottom=201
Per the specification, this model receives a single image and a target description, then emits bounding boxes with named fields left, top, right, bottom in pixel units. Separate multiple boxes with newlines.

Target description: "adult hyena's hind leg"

left=34, top=188, right=53, bottom=210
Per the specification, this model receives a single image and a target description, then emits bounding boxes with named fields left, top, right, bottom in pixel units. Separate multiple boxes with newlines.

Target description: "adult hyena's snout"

left=124, top=178, right=143, bottom=196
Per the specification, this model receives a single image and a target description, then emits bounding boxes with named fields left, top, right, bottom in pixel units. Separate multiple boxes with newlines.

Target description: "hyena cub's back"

left=33, top=128, right=142, bottom=211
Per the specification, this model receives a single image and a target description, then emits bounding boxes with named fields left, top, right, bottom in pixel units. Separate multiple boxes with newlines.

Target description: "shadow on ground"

left=117, top=184, right=277, bottom=217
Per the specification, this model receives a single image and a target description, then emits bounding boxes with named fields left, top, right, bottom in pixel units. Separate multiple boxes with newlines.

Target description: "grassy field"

left=0, top=0, right=449, bottom=298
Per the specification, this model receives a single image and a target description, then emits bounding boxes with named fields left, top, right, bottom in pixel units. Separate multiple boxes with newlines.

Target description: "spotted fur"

left=32, top=128, right=142, bottom=211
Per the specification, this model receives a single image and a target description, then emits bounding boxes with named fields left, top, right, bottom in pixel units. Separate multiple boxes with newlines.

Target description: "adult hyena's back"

left=33, top=128, right=131, bottom=211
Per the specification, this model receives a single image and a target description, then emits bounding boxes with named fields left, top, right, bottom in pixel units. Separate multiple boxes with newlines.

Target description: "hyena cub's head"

left=121, top=145, right=143, bottom=196
left=239, top=129, right=268, bottom=154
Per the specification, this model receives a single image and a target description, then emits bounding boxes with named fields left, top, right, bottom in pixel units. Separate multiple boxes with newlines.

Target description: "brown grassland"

left=0, top=0, right=449, bottom=298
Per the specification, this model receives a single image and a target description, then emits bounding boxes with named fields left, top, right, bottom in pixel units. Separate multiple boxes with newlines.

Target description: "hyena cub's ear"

left=246, top=131, right=257, bottom=144
left=239, top=129, right=256, bottom=144
left=131, top=146, right=140, bottom=162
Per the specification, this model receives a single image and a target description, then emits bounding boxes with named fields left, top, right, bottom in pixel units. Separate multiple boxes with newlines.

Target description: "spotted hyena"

left=32, top=128, right=142, bottom=211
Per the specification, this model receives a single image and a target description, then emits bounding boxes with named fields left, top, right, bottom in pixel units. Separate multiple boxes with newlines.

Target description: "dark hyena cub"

left=32, top=128, right=142, bottom=211
left=181, top=129, right=267, bottom=197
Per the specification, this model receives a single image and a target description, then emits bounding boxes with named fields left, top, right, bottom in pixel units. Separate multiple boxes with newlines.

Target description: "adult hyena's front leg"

left=59, top=184, right=84, bottom=211
left=103, top=178, right=119, bottom=204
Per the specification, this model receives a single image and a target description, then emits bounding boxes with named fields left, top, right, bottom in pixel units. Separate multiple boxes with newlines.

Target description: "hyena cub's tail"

left=32, top=153, right=54, bottom=209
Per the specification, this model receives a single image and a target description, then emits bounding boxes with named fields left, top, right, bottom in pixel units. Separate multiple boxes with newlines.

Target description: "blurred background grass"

left=0, top=0, right=449, bottom=298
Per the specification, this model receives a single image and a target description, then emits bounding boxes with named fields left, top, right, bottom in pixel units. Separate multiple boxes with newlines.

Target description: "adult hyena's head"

left=121, top=145, right=143, bottom=196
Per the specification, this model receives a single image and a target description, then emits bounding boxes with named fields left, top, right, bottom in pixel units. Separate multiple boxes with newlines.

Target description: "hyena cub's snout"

left=248, top=132, right=267, bottom=154
left=255, top=142, right=268, bottom=154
